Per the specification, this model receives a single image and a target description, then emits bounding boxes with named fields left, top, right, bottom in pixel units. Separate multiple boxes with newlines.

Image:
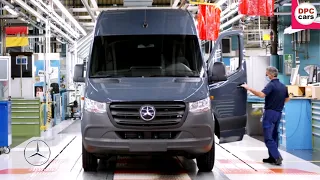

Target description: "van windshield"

left=89, top=35, right=203, bottom=78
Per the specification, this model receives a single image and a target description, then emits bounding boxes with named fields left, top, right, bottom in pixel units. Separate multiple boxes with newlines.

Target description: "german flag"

left=5, top=26, right=29, bottom=47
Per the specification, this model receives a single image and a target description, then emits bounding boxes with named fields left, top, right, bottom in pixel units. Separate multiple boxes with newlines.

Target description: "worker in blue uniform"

left=241, top=66, right=290, bottom=165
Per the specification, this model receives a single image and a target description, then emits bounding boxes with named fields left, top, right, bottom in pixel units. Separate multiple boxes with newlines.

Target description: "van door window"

left=89, top=35, right=204, bottom=78
left=212, top=34, right=241, bottom=77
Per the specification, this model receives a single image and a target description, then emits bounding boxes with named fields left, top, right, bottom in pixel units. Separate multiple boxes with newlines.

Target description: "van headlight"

left=189, top=97, right=211, bottom=113
left=84, top=98, right=107, bottom=113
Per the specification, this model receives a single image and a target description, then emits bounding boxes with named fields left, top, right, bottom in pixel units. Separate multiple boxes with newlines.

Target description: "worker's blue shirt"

left=262, top=79, right=289, bottom=112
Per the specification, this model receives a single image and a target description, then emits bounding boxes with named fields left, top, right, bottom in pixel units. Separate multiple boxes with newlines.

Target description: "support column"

left=70, top=52, right=74, bottom=89
left=0, top=11, right=6, bottom=55
left=270, top=13, right=279, bottom=69
left=270, top=15, right=278, bottom=55
left=66, top=45, right=71, bottom=89
left=44, top=10, right=54, bottom=138
left=0, top=2, right=3, bottom=55
left=45, top=19, right=51, bottom=93
left=0, top=20, right=5, bottom=55
left=74, top=42, right=78, bottom=65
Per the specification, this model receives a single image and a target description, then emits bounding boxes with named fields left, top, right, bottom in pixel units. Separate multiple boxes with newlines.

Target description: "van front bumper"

left=81, top=108, right=215, bottom=156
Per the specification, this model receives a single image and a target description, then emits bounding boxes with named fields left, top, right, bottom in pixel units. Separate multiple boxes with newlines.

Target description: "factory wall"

left=277, top=6, right=320, bottom=85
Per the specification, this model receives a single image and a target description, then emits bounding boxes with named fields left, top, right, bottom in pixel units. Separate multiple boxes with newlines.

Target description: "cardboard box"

left=305, top=86, right=312, bottom=97
left=312, top=86, right=320, bottom=99
left=287, top=85, right=305, bottom=97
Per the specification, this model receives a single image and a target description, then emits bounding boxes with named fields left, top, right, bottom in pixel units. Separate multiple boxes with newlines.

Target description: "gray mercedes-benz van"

left=73, top=8, right=247, bottom=172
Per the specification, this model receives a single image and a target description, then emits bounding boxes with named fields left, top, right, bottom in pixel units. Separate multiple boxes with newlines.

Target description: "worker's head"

left=266, top=66, right=278, bottom=80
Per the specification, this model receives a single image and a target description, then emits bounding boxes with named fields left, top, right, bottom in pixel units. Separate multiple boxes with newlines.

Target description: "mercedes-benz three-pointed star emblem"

left=139, top=105, right=156, bottom=121
left=24, top=139, right=51, bottom=166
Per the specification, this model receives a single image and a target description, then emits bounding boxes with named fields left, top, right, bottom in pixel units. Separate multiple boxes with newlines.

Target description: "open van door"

left=207, top=30, right=247, bottom=144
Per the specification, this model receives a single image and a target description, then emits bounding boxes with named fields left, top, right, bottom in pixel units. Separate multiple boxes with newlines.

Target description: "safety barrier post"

left=43, top=90, right=54, bottom=140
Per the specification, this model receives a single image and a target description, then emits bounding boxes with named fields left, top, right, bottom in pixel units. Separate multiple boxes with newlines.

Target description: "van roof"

left=94, top=8, right=197, bottom=36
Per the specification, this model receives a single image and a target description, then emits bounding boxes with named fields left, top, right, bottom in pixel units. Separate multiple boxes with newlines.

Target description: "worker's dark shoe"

left=263, top=157, right=275, bottom=163
left=274, top=157, right=283, bottom=165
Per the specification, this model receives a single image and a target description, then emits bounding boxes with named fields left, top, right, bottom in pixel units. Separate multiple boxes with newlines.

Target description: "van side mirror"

left=208, top=62, right=227, bottom=83
left=73, top=64, right=85, bottom=83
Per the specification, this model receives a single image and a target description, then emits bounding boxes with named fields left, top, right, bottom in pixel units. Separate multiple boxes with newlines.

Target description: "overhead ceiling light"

left=52, top=0, right=87, bottom=36
left=3, top=5, right=18, bottom=16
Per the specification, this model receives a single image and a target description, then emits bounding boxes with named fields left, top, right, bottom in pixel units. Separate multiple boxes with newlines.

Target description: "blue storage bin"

left=0, top=101, right=11, bottom=147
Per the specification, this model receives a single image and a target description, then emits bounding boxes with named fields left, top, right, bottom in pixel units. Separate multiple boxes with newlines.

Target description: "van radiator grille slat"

left=109, top=102, right=186, bottom=127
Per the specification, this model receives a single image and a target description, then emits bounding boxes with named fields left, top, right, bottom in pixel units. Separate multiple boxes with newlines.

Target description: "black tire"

left=196, top=144, right=215, bottom=172
left=82, top=143, right=98, bottom=172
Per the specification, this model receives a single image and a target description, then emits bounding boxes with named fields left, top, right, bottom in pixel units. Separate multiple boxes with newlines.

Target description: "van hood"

left=85, top=77, right=208, bottom=102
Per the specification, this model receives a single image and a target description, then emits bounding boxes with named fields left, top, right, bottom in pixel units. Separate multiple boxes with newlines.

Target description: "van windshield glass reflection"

left=89, top=35, right=203, bottom=78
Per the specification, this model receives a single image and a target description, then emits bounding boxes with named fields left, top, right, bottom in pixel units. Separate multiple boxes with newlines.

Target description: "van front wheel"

left=196, top=144, right=215, bottom=172
left=82, top=144, right=98, bottom=172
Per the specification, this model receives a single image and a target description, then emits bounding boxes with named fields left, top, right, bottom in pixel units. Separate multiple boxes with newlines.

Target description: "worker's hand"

left=240, top=83, right=249, bottom=90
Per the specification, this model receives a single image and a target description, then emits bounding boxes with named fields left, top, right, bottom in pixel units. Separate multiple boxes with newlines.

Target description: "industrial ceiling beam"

left=81, top=0, right=96, bottom=21
left=79, top=49, right=90, bottom=58
left=69, top=6, right=198, bottom=12
left=37, top=0, right=80, bottom=38
left=221, top=2, right=238, bottom=16
left=70, top=31, right=94, bottom=52
left=6, top=35, right=47, bottom=38
left=89, top=0, right=100, bottom=15
left=171, top=0, right=180, bottom=7
left=52, top=0, right=87, bottom=36
left=0, top=0, right=44, bottom=31
left=78, top=40, right=92, bottom=53
left=220, top=0, right=294, bottom=31
left=0, top=15, right=18, bottom=19
left=283, top=2, right=320, bottom=6
left=216, top=0, right=228, bottom=6
left=81, top=22, right=95, bottom=26
left=78, top=44, right=91, bottom=56
left=12, top=0, right=75, bottom=43
left=79, top=51, right=88, bottom=57
left=29, top=0, right=80, bottom=39
left=75, top=15, right=98, bottom=20
left=220, top=7, right=238, bottom=22
left=220, top=14, right=244, bottom=30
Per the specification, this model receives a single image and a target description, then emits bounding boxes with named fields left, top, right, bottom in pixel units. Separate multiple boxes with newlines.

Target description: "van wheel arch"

left=214, top=114, right=220, bottom=139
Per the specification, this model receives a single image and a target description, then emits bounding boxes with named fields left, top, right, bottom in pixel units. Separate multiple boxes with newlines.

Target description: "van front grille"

left=116, top=131, right=180, bottom=139
left=109, top=102, right=186, bottom=127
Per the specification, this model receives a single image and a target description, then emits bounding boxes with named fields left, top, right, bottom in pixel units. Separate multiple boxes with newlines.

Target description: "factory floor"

left=251, top=135, right=320, bottom=167
left=1, top=120, right=320, bottom=180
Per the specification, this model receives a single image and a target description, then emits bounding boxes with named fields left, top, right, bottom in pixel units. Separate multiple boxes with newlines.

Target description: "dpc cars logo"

left=292, top=1, right=320, bottom=29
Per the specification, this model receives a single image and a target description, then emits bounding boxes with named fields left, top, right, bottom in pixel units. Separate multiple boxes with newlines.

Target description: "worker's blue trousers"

left=262, top=109, right=282, bottom=159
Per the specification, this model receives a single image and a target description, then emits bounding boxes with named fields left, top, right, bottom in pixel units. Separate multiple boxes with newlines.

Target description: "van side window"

left=213, top=35, right=241, bottom=76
